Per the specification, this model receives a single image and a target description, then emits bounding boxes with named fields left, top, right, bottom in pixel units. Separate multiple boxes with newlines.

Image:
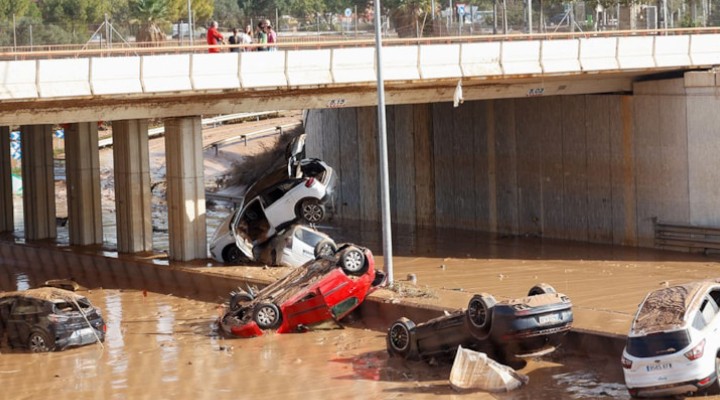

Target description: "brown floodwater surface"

left=0, top=287, right=630, bottom=399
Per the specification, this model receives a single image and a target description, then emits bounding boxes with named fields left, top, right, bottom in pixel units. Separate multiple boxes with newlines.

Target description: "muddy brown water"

left=0, top=275, right=628, bottom=400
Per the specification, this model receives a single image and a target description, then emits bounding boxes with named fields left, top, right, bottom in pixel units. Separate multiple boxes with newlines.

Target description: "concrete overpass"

left=2, top=30, right=720, bottom=261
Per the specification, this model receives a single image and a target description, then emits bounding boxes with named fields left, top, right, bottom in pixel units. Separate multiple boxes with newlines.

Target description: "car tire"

left=229, top=290, right=254, bottom=311
left=528, top=283, right=557, bottom=296
left=705, top=356, right=720, bottom=395
left=299, top=199, right=325, bottom=224
left=387, top=318, right=416, bottom=358
left=253, top=302, right=282, bottom=329
left=340, top=247, right=367, bottom=275
left=222, top=245, right=245, bottom=264
left=314, top=240, right=337, bottom=258
left=28, top=330, right=53, bottom=353
left=467, top=294, right=496, bottom=334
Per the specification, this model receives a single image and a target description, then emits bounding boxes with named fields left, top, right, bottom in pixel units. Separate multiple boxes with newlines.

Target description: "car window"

left=11, top=298, right=43, bottom=315
left=626, top=329, right=691, bottom=357
left=701, top=296, right=719, bottom=325
left=296, top=229, right=324, bottom=246
left=261, top=179, right=301, bottom=204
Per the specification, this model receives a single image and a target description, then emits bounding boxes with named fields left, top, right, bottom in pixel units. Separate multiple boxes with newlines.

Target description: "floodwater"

left=0, top=277, right=629, bottom=400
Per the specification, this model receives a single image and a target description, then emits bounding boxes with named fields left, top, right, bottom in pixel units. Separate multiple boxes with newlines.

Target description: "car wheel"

left=528, top=283, right=556, bottom=296
left=467, top=294, right=496, bottom=333
left=28, top=331, right=53, bottom=353
left=706, top=356, right=720, bottom=395
left=340, top=247, right=367, bottom=275
left=222, top=245, right=244, bottom=264
left=300, top=199, right=325, bottom=224
left=387, top=318, right=416, bottom=358
left=314, top=240, right=337, bottom=258
left=253, top=302, right=282, bottom=329
left=229, top=290, right=254, bottom=311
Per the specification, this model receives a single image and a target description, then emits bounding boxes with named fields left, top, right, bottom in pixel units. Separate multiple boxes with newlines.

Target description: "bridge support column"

left=65, top=122, right=102, bottom=245
left=113, top=119, right=152, bottom=253
left=0, top=127, right=12, bottom=232
left=20, top=124, right=56, bottom=240
left=164, top=117, right=206, bottom=261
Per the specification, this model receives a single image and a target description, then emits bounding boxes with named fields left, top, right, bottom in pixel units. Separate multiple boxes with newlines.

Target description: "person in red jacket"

left=207, top=21, right=224, bottom=53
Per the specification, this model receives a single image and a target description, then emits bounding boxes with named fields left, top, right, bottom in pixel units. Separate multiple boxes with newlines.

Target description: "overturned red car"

left=219, top=245, right=385, bottom=338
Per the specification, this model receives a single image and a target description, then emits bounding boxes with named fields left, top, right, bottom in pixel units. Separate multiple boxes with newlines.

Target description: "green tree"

left=41, top=0, right=106, bottom=41
left=383, top=0, right=434, bottom=37
left=170, top=0, right=214, bottom=28
left=213, top=0, right=242, bottom=28
left=130, top=0, right=171, bottom=42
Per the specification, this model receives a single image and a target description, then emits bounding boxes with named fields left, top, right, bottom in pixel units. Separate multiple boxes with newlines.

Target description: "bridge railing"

left=2, top=30, right=720, bottom=102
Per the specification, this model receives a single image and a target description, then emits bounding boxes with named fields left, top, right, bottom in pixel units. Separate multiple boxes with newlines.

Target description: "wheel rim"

left=302, top=202, right=323, bottom=223
left=468, top=299, right=487, bottom=327
left=256, top=306, right=277, bottom=327
left=29, top=334, right=49, bottom=352
left=390, top=324, right=410, bottom=352
left=343, top=250, right=363, bottom=272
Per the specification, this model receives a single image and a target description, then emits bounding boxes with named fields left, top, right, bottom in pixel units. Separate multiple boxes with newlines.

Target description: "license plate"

left=539, top=314, right=560, bottom=325
left=646, top=363, right=672, bottom=372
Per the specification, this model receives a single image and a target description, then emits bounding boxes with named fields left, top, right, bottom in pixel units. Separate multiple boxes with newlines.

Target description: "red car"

left=219, top=245, right=385, bottom=338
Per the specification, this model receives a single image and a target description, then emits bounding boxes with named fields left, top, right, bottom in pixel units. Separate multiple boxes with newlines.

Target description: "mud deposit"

left=0, top=272, right=628, bottom=400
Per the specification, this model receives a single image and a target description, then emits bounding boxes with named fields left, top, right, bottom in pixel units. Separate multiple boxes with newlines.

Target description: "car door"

left=290, top=227, right=319, bottom=262
left=706, top=289, right=720, bottom=348
left=7, top=297, right=42, bottom=347
left=263, top=179, right=302, bottom=227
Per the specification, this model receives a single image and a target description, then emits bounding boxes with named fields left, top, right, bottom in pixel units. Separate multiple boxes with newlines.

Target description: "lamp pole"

left=373, top=0, right=394, bottom=285
left=187, top=0, right=194, bottom=46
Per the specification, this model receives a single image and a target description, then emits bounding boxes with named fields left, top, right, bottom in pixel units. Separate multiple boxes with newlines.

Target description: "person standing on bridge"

left=266, top=22, right=277, bottom=51
left=228, top=28, right=241, bottom=52
left=241, top=25, right=254, bottom=51
left=256, top=21, right=268, bottom=51
left=207, top=21, right=225, bottom=53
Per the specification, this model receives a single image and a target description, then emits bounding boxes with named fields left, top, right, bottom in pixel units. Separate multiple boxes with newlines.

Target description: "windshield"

left=626, top=329, right=691, bottom=357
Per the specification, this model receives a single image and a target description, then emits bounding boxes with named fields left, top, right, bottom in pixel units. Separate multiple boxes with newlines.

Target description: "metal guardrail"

left=203, top=121, right=302, bottom=154
left=654, top=220, right=720, bottom=253
left=97, top=111, right=279, bottom=149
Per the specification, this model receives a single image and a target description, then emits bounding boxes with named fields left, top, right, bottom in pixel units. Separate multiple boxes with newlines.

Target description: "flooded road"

left=0, top=274, right=629, bottom=399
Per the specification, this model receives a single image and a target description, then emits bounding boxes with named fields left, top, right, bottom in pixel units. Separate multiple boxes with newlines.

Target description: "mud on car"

left=0, top=287, right=106, bottom=352
left=219, top=245, right=385, bottom=338
left=386, top=283, right=573, bottom=366
left=622, top=280, right=720, bottom=398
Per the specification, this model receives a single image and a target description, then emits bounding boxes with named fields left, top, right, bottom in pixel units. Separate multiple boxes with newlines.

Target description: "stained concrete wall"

left=306, top=87, right=698, bottom=247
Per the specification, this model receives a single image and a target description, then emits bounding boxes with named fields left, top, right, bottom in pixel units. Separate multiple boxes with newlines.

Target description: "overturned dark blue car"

left=0, top=287, right=105, bottom=352
left=386, top=283, right=573, bottom=366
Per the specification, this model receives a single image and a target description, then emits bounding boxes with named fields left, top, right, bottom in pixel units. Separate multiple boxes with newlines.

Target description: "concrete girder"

left=20, top=124, right=56, bottom=240
left=164, top=117, right=206, bottom=261
left=113, top=119, right=153, bottom=253
left=65, top=122, right=103, bottom=245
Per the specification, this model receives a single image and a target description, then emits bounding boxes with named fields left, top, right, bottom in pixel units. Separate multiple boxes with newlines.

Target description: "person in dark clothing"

left=228, top=28, right=240, bottom=53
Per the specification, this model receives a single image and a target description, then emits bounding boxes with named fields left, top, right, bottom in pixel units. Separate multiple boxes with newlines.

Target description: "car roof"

left=630, top=280, right=718, bottom=334
left=0, top=287, right=86, bottom=303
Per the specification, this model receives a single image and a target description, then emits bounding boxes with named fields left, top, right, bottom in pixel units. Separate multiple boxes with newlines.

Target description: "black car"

left=0, top=288, right=106, bottom=352
left=387, top=283, right=573, bottom=365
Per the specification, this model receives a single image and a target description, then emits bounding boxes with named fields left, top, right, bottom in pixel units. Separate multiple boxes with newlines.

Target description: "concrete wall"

left=306, top=83, right=704, bottom=247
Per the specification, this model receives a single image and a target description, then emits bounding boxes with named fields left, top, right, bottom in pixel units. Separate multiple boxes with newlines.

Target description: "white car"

left=253, top=224, right=337, bottom=267
left=621, top=280, right=720, bottom=398
left=209, top=211, right=244, bottom=263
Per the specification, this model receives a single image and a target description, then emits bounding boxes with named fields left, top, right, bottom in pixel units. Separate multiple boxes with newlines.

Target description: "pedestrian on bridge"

left=267, top=23, right=277, bottom=51
left=207, top=21, right=225, bottom=53
left=241, top=25, right=254, bottom=51
left=228, top=28, right=240, bottom=52
left=256, top=21, right=268, bottom=51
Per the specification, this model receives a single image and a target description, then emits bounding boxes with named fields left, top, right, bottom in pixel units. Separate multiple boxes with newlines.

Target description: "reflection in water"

left=14, top=273, right=29, bottom=291
left=104, top=291, right=128, bottom=390
left=554, top=371, right=629, bottom=399
left=156, top=303, right=178, bottom=383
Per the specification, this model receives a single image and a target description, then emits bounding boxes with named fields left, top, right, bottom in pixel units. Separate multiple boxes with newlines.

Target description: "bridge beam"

left=65, top=122, right=103, bottom=245
left=20, top=124, right=56, bottom=240
left=164, top=117, right=206, bottom=261
left=0, top=127, right=12, bottom=232
left=113, top=119, right=153, bottom=253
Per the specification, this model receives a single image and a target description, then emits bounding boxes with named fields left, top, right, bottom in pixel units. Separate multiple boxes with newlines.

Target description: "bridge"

left=1, top=30, right=720, bottom=262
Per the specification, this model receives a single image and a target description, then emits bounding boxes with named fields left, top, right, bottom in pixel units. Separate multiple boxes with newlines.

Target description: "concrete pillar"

left=20, top=124, right=56, bottom=240
left=164, top=117, right=206, bottom=261
left=0, top=127, right=12, bottom=232
left=65, top=122, right=103, bottom=245
left=113, top=119, right=152, bottom=253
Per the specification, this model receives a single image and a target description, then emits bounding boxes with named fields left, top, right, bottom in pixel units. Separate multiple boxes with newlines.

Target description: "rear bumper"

left=628, top=373, right=717, bottom=398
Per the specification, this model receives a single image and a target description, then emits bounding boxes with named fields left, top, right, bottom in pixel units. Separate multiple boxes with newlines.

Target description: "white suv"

left=622, top=280, right=720, bottom=398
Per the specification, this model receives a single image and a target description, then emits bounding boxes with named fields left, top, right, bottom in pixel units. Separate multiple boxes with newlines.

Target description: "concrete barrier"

left=419, top=44, right=462, bottom=79
left=382, top=45, right=421, bottom=81
left=240, top=51, right=287, bottom=88
left=90, top=56, right=142, bottom=95
left=37, top=59, right=91, bottom=98
left=501, top=41, right=542, bottom=75
left=142, top=54, right=192, bottom=93
left=579, top=37, right=618, bottom=71
left=690, top=34, right=720, bottom=66
left=541, top=39, right=581, bottom=74
left=0, top=60, right=37, bottom=100
left=331, top=47, right=376, bottom=84
left=286, top=49, right=333, bottom=86
left=460, top=42, right=502, bottom=77
left=617, top=36, right=655, bottom=70
left=654, top=35, right=691, bottom=68
left=191, top=53, right=241, bottom=91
